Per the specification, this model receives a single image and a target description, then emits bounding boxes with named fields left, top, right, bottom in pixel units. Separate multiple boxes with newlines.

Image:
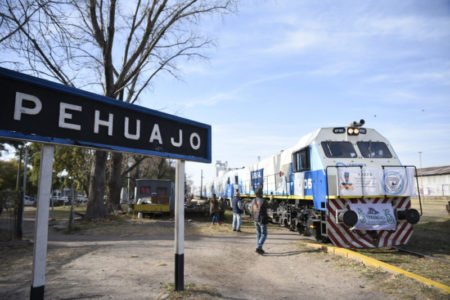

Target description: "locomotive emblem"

left=367, top=207, right=379, bottom=215
left=340, top=171, right=354, bottom=190
left=384, top=171, right=404, bottom=194
left=384, top=209, right=395, bottom=224
left=357, top=208, right=367, bottom=224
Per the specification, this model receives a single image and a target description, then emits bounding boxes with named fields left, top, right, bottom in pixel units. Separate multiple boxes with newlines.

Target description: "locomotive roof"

left=287, top=127, right=389, bottom=153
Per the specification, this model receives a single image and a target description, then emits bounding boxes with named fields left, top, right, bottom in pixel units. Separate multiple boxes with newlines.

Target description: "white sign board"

left=349, top=203, right=396, bottom=230
left=338, top=167, right=416, bottom=197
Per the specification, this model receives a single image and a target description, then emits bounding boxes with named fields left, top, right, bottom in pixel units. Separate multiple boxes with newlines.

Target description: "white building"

left=416, top=166, right=450, bottom=197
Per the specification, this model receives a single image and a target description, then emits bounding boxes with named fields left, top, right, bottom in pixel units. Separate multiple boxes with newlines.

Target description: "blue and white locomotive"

left=202, top=120, right=422, bottom=248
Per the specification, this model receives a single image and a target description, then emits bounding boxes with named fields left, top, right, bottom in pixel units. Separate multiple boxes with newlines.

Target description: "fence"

left=0, top=190, right=22, bottom=241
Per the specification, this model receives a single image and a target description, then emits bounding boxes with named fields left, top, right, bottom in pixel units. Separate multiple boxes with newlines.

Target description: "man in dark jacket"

left=231, top=190, right=243, bottom=232
left=252, top=187, right=268, bottom=254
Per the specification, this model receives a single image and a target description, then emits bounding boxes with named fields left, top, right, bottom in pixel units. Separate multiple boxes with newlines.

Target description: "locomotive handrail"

left=325, top=164, right=422, bottom=215
left=360, top=165, right=364, bottom=200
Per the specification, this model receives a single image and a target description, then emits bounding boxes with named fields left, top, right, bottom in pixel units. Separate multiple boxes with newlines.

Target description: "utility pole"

left=15, top=147, right=23, bottom=191
left=17, top=147, right=29, bottom=239
left=127, top=157, right=133, bottom=202
left=200, top=169, right=203, bottom=199
left=418, top=151, right=424, bottom=199
left=68, top=177, right=75, bottom=231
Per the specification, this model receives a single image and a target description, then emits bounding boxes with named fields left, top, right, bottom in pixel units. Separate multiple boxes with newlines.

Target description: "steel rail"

left=393, top=246, right=450, bottom=264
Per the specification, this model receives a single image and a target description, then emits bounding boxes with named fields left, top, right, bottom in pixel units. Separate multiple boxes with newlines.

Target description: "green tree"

left=53, top=147, right=92, bottom=196
left=1, top=0, right=236, bottom=219
left=0, top=140, right=38, bottom=195
left=28, top=143, right=92, bottom=197
left=0, top=160, right=18, bottom=191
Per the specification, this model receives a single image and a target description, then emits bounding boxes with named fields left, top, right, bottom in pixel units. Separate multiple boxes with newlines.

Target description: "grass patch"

left=24, top=205, right=87, bottom=221
left=159, top=282, right=221, bottom=300
left=328, top=252, right=449, bottom=300
left=350, top=198, right=450, bottom=292
left=187, top=211, right=280, bottom=236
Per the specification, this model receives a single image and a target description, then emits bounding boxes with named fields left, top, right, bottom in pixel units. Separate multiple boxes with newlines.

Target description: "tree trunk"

left=107, top=152, right=123, bottom=212
left=85, top=150, right=108, bottom=220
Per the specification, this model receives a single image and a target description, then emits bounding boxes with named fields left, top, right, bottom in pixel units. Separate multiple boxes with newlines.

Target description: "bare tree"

left=0, top=0, right=45, bottom=43
left=1, top=0, right=236, bottom=219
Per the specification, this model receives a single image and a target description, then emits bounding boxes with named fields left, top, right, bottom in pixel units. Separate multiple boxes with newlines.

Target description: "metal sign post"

left=175, top=160, right=185, bottom=291
left=30, top=144, right=55, bottom=300
left=0, top=67, right=211, bottom=298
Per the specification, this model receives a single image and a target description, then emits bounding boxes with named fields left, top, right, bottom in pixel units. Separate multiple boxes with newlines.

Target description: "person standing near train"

left=231, top=190, right=243, bottom=232
left=252, top=187, right=269, bottom=255
left=210, top=194, right=221, bottom=225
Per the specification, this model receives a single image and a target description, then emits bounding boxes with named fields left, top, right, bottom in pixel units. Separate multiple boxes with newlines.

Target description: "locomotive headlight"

left=337, top=210, right=358, bottom=227
left=347, top=127, right=360, bottom=135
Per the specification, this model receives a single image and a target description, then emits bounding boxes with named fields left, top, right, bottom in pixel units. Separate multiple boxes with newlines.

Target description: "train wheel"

left=283, top=218, right=289, bottom=228
left=313, top=221, right=322, bottom=241
left=297, top=223, right=306, bottom=235
left=289, top=220, right=296, bottom=232
left=304, top=214, right=316, bottom=237
left=304, top=226, right=313, bottom=237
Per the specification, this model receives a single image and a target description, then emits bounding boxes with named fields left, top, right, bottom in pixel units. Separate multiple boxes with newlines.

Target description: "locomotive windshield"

left=321, top=141, right=357, bottom=158
left=357, top=141, right=392, bottom=158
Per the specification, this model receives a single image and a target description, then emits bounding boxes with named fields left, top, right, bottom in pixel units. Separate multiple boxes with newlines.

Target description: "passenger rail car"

left=202, top=120, right=422, bottom=248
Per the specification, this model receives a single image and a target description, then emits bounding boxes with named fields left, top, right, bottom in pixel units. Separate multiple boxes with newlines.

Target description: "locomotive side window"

left=293, top=147, right=310, bottom=172
left=357, top=141, right=392, bottom=158
left=321, top=141, right=357, bottom=158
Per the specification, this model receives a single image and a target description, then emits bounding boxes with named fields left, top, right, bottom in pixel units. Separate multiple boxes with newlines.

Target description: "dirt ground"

left=0, top=213, right=440, bottom=300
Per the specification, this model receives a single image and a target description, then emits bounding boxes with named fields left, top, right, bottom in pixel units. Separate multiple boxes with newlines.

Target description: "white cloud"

left=182, top=89, right=241, bottom=108
left=177, top=62, right=211, bottom=75
left=308, top=62, right=361, bottom=76
left=361, top=16, right=450, bottom=40
left=264, top=30, right=324, bottom=54
left=181, top=70, right=304, bottom=108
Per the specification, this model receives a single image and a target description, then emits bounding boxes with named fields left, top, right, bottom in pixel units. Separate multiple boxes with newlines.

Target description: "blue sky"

left=138, top=0, right=450, bottom=188
left=1, top=1, right=449, bottom=190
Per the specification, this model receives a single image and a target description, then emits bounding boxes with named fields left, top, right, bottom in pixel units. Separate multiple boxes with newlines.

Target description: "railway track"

left=393, top=246, right=450, bottom=264
left=298, top=233, right=450, bottom=265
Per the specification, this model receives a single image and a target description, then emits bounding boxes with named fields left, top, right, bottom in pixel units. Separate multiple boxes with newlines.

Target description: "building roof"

left=417, top=165, right=450, bottom=176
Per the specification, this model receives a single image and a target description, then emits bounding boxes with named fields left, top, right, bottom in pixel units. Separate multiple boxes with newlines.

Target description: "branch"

left=122, top=0, right=143, bottom=66
left=121, top=156, right=147, bottom=177
left=13, top=14, right=73, bottom=85
left=88, top=0, right=105, bottom=49
left=114, top=0, right=168, bottom=91
left=130, top=40, right=208, bottom=104
left=104, top=0, right=116, bottom=95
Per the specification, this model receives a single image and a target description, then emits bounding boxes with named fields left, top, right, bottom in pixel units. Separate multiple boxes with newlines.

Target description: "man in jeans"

left=252, top=187, right=268, bottom=255
left=231, top=190, right=243, bottom=232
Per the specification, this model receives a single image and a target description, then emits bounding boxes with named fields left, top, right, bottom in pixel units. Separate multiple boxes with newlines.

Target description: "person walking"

left=252, top=187, right=268, bottom=255
left=210, top=194, right=221, bottom=225
left=231, top=190, right=243, bottom=232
